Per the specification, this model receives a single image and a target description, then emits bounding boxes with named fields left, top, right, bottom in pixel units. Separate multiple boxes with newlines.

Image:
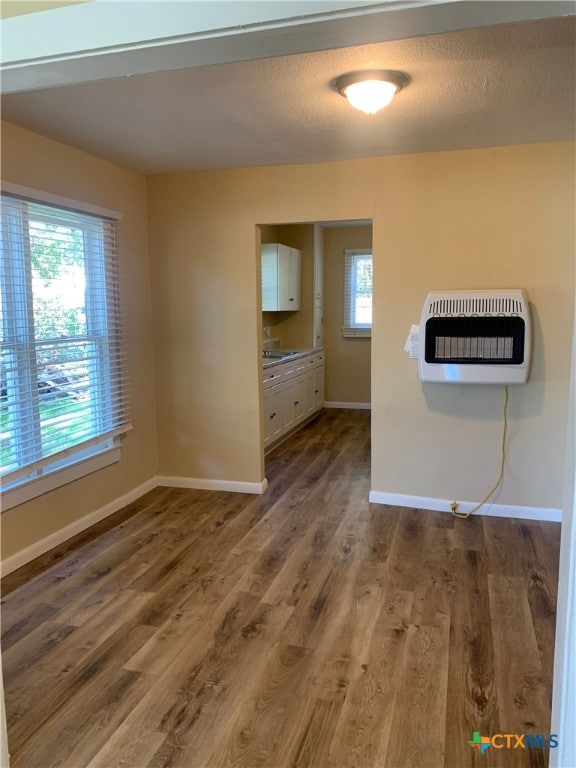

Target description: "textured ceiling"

left=2, top=16, right=575, bottom=173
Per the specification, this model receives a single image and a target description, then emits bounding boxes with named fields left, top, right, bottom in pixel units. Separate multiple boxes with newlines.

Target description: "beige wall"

left=1, top=133, right=573, bottom=562
left=147, top=141, right=574, bottom=509
left=1, top=121, right=157, bottom=560
left=324, top=225, right=372, bottom=404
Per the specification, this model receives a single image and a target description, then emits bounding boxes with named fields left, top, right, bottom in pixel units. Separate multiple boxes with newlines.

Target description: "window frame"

left=343, top=248, right=373, bottom=338
left=1, top=182, right=127, bottom=512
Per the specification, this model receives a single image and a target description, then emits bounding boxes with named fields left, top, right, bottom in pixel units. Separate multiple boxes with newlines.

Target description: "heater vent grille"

left=419, top=289, right=531, bottom=384
left=429, top=297, right=523, bottom=316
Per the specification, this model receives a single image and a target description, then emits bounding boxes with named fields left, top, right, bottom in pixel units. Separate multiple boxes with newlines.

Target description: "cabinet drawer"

left=305, top=355, right=316, bottom=372
left=293, top=356, right=310, bottom=376
left=263, top=368, right=283, bottom=389
left=313, top=352, right=324, bottom=368
left=282, top=362, right=298, bottom=380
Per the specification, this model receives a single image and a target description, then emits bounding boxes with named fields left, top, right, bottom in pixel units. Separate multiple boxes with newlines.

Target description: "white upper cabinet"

left=261, top=243, right=301, bottom=311
left=312, top=225, right=324, bottom=347
left=313, top=225, right=324, bottom=309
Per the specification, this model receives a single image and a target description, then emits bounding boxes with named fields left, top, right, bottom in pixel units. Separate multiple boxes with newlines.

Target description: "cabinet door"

left=313, top=224, right=324, bottom=309
left=274, top=244, right=289, bottom=310
left=304, top=371, right=315, bottom=417
left=261, top=244, right=279, bottom=311
left=292, top=376, right=306, bottom=424
left=265, top=384, right=283, bottom=443
left=281, top=378, right=296, bottom=432
left=314, top=247, right=323, bottom=308
left=313, top=367, right=324, bottom=410
left=277, top=246, right=301, bottom=311
left=282, top=376, right=306, bottom=429
left=288, top=248, right=301, bottom=311
left=263, top=389, right=272, bottom=448
left=262, top=244, right=301, bottom=312
left=313, top=307, right=323, bottom=348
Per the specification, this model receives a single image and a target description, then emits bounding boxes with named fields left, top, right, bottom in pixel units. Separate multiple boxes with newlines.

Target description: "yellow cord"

left=451, top=385, right=509, bottom=520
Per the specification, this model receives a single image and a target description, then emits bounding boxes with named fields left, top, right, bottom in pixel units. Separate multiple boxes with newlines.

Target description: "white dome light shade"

left=343, top=80, right=398, bottom=115
left=334, top=70, right=409, bottom=116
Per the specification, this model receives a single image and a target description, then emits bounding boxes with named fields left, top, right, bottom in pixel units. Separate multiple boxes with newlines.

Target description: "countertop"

left=262, top=348, right=321, bottom=370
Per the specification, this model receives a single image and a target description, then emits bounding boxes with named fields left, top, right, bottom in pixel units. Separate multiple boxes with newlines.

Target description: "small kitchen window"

left=343, top=249, right=372, bottom=337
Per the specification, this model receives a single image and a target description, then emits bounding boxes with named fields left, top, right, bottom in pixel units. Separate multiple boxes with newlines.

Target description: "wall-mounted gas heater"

left=418, top=289, right=531, bottom=384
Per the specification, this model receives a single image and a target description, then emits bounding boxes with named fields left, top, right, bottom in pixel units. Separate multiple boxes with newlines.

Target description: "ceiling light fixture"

left=334, top=70, right=409, bottom=115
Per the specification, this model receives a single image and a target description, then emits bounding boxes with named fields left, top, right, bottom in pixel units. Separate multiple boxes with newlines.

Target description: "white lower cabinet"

left=263, top=384, right=284, bottom=448
left=278, top=375, right=307, bottom=434
left=263, top=351, right=324, bottom=450
left=313, top=369, right=324, bottom=409
left=304, top=374, right=315, bottom=417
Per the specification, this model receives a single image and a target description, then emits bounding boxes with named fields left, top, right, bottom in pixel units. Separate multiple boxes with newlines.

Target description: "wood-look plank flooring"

left=1, top=409, right=561, bottom=768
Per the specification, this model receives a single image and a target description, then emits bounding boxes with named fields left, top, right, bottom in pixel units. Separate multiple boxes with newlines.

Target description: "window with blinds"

left=1, top=189, right=130, bottom=494
left=343, top=249, right=372, bottom=338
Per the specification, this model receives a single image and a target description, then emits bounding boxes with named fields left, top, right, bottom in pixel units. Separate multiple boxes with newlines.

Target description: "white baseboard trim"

left=324, top=401, right=371, bottom=410
left=156, top=476, right=268, bottom=495
left=1, top=477, right=158, bottom=577
left=368, top=491, right=562, bottom=523
left=2, top=478, right=560, bottom=578
left=2, top=473, right=270, bottom=576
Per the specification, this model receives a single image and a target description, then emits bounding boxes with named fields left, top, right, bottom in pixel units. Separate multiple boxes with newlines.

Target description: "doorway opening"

left=257, top=219, right=373, bottom=463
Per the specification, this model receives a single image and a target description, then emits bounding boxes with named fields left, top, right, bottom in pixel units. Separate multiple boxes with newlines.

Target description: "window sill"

left=343, top=329, right=372, bottom=338
left=1, top=447, right=121, bottom=512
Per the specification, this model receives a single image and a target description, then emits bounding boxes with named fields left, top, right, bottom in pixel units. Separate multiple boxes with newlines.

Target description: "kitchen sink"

left=263, top=350, right=293, bottom=359
left=262, top=349, right=307, bottom=360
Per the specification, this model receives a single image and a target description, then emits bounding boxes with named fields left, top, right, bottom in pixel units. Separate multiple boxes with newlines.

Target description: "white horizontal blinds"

left=343, top=249, right=372, bottom=338
left=1, top=191, right=130, bottom=487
